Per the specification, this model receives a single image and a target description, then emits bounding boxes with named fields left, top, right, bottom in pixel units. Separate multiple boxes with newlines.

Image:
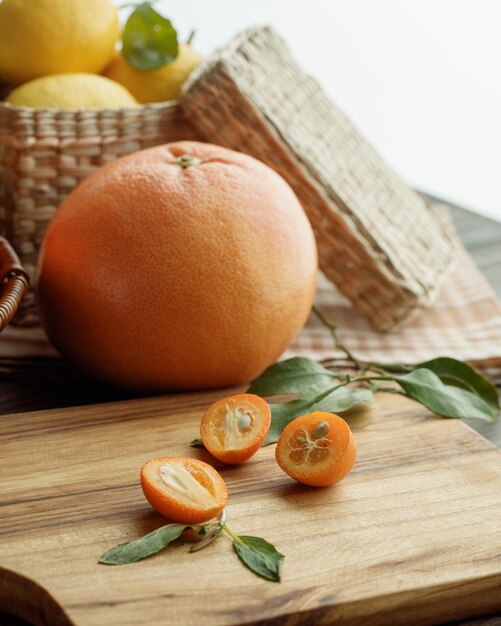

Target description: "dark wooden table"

left=1, top=201, right=500, bottom=626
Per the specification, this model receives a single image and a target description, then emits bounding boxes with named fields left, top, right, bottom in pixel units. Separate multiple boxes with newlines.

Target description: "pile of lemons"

left=0, top=0, right=201, bottom=109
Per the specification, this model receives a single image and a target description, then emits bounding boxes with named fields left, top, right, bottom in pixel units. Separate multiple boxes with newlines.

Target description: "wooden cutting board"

left=1, top=390, right=500, bottom=626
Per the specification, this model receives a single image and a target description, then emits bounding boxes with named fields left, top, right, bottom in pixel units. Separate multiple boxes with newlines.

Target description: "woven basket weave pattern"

left=0, top=236, right=29, bottom=331
left=0, top=26, right=455, bottom=331
left=181, top=27, right=455, bottom=331
left=0, top=102, right=199, bottom=322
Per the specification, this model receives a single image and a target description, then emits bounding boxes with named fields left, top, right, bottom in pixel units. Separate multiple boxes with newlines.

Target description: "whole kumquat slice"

left=200, top=394, right=271, bottom=464
left=275, top=412, right=356, bottom=487
left=140, top=457, right=228, bottom=524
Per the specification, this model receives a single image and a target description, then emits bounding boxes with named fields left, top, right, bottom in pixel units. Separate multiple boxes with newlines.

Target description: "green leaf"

left=415, top=357, right=500, bottom=412
left=190, top=438, right=204, bottom=448
left=99, top=523, right=188, bottom=565
left=264, top=383, right=373, bottom=445
left=122, top=2, right=178, bottom=71
left=248, top=357, right=334, bottom=396
left=233, top=535, right=284, bottom=582
left=312, top=385, right=373, bottom=413
left=395, top=369, right=497, bottom=422
left=264, top=384, right=329, bottom=445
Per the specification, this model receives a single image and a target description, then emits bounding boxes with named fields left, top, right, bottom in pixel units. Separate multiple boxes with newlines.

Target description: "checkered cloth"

left=285, top=216, right=501, bottom=385
left=1, top=210, right=501, bottom=385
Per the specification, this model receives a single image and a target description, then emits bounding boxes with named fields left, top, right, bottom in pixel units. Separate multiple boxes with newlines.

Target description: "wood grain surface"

left=1, top=390, right=500, bottom=626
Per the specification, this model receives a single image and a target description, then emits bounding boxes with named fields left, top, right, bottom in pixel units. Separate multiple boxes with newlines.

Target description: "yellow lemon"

left=0, top=0, right=119, bottom=86
left=103, top=44, right=202, bottom=104
left=6, top=74, right=138, bottom=110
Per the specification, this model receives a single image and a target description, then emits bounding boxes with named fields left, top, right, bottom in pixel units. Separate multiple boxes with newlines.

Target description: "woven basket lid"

left=180, top=26, right=455, bottom=332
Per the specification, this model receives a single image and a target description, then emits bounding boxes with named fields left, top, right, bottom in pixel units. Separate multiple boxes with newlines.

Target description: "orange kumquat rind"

left=275, top=412, right=356, bottom=487
left=140, top=456, right=228, bottom=524
left=200, top=393, right=271, bottom=464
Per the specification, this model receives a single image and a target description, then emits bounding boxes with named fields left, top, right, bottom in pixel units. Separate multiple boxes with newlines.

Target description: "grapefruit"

left=37, top=141, right=317, bottom=391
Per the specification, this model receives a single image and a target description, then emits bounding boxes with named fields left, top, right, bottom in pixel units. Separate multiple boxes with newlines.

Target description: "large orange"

left=37, top=141, right=317, bottom=391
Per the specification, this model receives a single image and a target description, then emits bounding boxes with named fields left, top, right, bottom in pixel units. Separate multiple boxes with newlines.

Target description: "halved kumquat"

left=200, top=394, right=271, bottom=464
left=275, top=412, right=356, bottom=487
left=140, top=456, right=228, bottom=524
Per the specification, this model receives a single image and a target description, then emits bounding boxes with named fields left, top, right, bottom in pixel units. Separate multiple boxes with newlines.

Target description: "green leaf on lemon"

left=122, top=2, right=178, bottom=71
left=99, top=523, right=188, bottom=565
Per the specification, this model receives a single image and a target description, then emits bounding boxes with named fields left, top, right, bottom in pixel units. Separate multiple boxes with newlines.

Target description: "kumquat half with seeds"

left=275, top=412, right=357, bottom=487
left=141, top=457, right=228, bottom=524
left=100, top=454, right=284, bottom=581
left=200, top=394, right=271, bottom=464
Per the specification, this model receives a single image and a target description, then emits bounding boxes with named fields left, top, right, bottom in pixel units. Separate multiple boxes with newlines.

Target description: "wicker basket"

left=0, top=235, right=29, bottom=331
left=0, top=26, right=455, bottom=331
left=0, top=101, right=200, bottom=324
left=180, top=27, right=456, bottom=331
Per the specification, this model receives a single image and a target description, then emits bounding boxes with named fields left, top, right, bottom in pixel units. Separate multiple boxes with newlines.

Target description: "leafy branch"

left=246, top=306, right=499, bottom=442
left=99, top=508, right=283, bottom=582
left=312, top=305, right=368, bottom=372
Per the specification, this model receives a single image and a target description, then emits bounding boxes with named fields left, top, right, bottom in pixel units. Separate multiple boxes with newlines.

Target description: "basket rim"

left=0, top=98, right=180, bottom=114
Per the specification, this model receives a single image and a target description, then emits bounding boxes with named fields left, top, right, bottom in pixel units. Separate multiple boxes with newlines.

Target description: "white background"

left=128, top=1, right=501, bottom=222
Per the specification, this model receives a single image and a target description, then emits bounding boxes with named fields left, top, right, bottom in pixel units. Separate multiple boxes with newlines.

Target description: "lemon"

left=6, top=74, right=138, bottom=110
left=0, top=0, right=119, bottom=86
left=103, top=44, right=202, bottom=104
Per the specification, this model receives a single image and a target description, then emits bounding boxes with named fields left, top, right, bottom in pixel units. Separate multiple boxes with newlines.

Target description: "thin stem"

left=347, top=375, right=395, bottom=384
left=360, top=363, right=388, bottom=376
left=222, top=524, right=242, bottom=544
left=306, top=375, right=396, bottom=407
left=313, top=380, right=351, bottom=401
left=313, top=305, right=409, bottom=377
left=313, top=305, right=366, bottom=372
left=189, top=526, right=218, bottom=552
left=369, top=362, right=413, bottom=374
left=189, top=508, right=227, bottom=553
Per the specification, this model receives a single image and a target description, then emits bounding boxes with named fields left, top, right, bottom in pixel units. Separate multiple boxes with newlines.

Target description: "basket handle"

left=0, top=237, right=29, bottom=331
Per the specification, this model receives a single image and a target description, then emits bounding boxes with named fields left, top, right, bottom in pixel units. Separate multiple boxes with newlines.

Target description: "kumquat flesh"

left=200, top=394, right=271, bottom=464
left=275, top=412, right=356, bottom=487
left=141, top=456, right=228, bottom=524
